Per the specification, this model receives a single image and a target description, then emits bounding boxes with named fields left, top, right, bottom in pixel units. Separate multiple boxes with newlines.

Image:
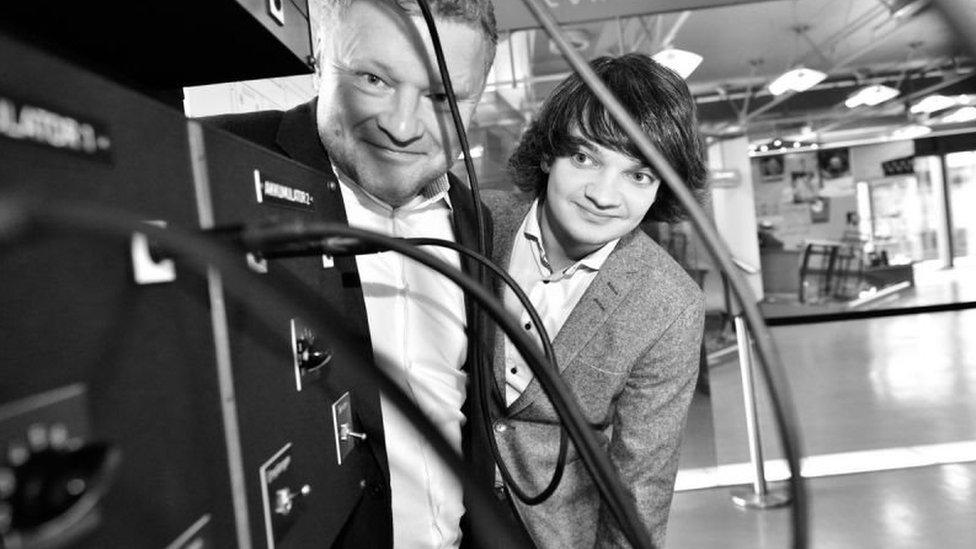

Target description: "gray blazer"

left=484, top=191, right=704, bottom=549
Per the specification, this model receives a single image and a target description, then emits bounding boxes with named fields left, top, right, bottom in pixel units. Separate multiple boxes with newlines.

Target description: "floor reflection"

left=671, top=303, right=976, bottom=547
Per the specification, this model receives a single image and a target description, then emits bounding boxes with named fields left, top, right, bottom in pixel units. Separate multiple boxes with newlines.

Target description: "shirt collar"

left=331, top=165, right=453, bottom=213
left=522, top=199, right=618, bottom=279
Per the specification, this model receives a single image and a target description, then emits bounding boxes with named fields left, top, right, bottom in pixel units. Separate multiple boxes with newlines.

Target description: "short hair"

left=507, top=53, right=708, bottom=223
left=310, top=0, right=498, bottom=75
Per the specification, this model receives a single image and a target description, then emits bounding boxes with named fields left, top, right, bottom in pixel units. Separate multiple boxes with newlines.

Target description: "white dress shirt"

left=337, top=170, right=467, bottom=549
left=503, top=199, right=619, bottom=406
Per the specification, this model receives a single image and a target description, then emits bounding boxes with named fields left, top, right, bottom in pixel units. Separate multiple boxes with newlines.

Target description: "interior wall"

left=707, top=136, right=763, bottom=306
left=752, top=140, right=915, bottom=250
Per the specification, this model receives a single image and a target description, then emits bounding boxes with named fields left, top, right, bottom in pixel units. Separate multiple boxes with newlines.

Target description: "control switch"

left=259, top=443, right=308, bottom=548
left=330, top=393, right=360, bottom=465
left=290, top=319, right=333, bottom=391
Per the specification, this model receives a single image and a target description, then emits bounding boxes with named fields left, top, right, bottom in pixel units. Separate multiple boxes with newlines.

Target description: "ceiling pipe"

left=814, top=69, right=975, bottom=133
left=659, top=10, right=693, bottom=49
left=735, top=7, right=924, bottom=127
left=697, top=63, right=964, bottom=104
left=630, top=15, right=655, bottom=52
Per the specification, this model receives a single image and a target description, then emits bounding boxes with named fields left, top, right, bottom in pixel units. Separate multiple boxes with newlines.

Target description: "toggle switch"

left=259, top=443, right=308, bottom=546
left=331, top=392, right=360, bottom=465
left=338, top=424, right=366, bottom=442
left=274, top=484, right=310, bottom=517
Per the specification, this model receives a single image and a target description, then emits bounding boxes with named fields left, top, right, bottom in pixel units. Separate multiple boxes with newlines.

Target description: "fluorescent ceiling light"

left=891, top=124, right=932, bottom=139
left=652, top=48, right=703, bottom=79
left=458, top=144, right=484, bottom=160
left=941, top=106, right=976, bottom=124
left=844, top=85, right=900, bottom=108
left=888, top=0, right=932, bottom=19
left=910, top=94, right=956, bottom=114
left=767, top=67, right=827, bottom=96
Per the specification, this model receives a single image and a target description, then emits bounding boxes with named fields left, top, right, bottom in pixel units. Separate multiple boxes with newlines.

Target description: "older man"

left=205, top=1, right=498, bottom=547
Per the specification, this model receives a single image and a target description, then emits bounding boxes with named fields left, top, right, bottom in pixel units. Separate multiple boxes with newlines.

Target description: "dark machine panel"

left=0, top=0, right=313, bottom=91
left=195, top=123, right=379, bottom=548
left=0, top=33, right=236, bottom=547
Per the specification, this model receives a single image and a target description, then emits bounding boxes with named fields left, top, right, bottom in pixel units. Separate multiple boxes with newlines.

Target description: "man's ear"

left=540, top=158, right=550, bottom=173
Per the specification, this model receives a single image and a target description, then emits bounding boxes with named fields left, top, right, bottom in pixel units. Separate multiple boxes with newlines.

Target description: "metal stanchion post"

left=730, top=315, right=791, bottom=509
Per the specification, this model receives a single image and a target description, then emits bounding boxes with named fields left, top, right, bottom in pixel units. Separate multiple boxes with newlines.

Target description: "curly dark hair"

left=507, top=53, right=708, bottom=223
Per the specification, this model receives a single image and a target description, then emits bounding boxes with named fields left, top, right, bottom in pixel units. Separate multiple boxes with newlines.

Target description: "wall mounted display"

left=818, top=147, right=856, bottom=197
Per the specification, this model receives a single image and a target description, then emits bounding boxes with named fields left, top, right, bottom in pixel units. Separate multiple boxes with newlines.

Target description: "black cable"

left=255, top=232, right=572, bottom=504
left=238, top=221, right=654, bottom=548
left=409, top=4, right=508, bottom=521
left=0, top=195, right=531, bottom=549
left=519, top=1, right=808, bottom=547
left=412, top=0, right=488, bottom=257
left=0, top=197, right=652, bottom=547
left=408, top=0, right=574, bottom=510
left=239, top=231, right=572, bottom=505
left=404, top=237, right=568, bottom=505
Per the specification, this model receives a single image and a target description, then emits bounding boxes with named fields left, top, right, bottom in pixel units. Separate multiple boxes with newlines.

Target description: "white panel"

left=708, top=136, right=764, bottom=302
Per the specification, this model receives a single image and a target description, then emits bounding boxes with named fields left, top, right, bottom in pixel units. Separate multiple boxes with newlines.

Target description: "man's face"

left=541, top=135, right=660, bottom=260
left=315, top=0, right=489, bottom=207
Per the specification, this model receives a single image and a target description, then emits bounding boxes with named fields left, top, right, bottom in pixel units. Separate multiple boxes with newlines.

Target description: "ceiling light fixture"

left=910, top=94, right=957, bottom=114
left=844, top=84, right=900, bottom=108
left=891, top=124, right=932, bottom=139
left=941, top=106, right=976, bottom=124
left=768, top=67, right=827, bottom=96
left=652, top=47, right=703, bottom=79
left=747, top=137, right=818, bottom=157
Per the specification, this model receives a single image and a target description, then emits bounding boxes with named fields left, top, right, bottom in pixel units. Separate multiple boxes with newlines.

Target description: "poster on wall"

left=810, top=196, right=830, bottom=223
left=790, top=170, right=822, bottom=203
left=759, top=155, right=785, bottom=181
left=818, top=147, right=856, bottom=197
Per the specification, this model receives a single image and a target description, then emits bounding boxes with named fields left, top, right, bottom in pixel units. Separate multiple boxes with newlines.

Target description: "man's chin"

left=359, top=178, right=427, bottom=208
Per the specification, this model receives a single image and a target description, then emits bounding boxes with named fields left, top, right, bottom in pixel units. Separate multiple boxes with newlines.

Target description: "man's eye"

left=631, top=172, right=657, bottom=186
left=359, top=73, right=386, bottom=87
left=571, top=152, right=594, bottom=166
left=429, top=92, right=450, bottom=104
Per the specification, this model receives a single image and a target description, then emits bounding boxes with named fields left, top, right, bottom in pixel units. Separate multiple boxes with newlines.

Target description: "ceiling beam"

left=494, top=0, right=777, bottom=32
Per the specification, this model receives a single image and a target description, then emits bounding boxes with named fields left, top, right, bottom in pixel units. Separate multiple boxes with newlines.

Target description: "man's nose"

left=376, top=88, right=423, bottom=146
left=584, top=171, right=621, bottom=209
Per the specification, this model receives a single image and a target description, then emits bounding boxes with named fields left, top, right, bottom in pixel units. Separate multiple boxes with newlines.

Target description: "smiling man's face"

left=540, top=135, right=661, bottom=261
left=315, top=0, right=489, bottom=207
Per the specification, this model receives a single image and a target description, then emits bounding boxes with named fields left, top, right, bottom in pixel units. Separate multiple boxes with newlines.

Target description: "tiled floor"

left=668, top=463, right=976, bottom=549
left=669, top=302, right=976, bottom=547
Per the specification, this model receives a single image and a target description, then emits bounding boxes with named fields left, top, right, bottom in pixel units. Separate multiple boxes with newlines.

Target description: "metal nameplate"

left=0, top=93, right=112, bottom=163
left=253, top=169, right=315, bottom=211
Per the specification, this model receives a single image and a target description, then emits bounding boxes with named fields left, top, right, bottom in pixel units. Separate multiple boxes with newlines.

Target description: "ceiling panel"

left=477, top=0, right=976, bottom=148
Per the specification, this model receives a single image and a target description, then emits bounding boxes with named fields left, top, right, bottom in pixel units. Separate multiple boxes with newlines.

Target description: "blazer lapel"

left=275, top=99, right=338, bottom=176
left=506, top=230, right=646, bottom=416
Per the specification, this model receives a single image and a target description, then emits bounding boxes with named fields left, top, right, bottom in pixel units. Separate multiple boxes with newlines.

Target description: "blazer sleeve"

left=594, top=294, right=705, bottom=548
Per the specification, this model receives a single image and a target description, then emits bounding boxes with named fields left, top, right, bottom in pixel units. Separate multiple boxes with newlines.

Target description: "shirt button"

left=494, top=421, right=509, bottom=433
left=510, top=367, right=518, bottom=374
left=523, top=322, right=532, bottom=330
